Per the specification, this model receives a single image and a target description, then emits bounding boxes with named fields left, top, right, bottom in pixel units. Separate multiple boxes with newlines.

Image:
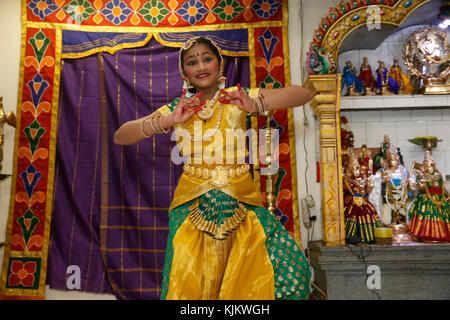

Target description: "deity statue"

left=358, top=144, right=373, bottom=178
left=355, top=143, right=383, bottom=221
left=404, top=26, right=450, bottom=94
left=343, top=154, right=381, bottom=244
left=358, top=57, right=376, bottom=95
left=341, top=61, right=364, bottom=96
left=374, top=140, right=415, bottom=226
left=389, top=59, right=413, bottom=95
left=372, top=134, right=405, bottom=174
left=408, top=151, right=450, bottom=242
left=376, top=61, right=400, bottom=95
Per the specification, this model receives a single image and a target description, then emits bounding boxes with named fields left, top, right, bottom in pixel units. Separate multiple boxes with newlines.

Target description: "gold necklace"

left=197, top=89, right=220, bottom=121
left=186, top=103, right=223, bottom=142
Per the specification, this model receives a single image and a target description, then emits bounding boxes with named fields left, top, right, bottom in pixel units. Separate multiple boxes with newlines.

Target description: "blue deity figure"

left=376, top=61, right=400, bottom=95
left=341, top=61, right=364, bottom=95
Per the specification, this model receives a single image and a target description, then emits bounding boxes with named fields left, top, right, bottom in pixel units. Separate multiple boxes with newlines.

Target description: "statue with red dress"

left=358, top=57, right=376, bottom=95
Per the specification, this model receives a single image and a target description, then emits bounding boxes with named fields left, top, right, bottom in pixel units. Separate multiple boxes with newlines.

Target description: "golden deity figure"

left=343, top=154, right=381, bottom=244
left=408, top=151, right=450, bottom=242
left=357, top=144, right=373, bottom=178
left=389, top=59, right=413, bottom=95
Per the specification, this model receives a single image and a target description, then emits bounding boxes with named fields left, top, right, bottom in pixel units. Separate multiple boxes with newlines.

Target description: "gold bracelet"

left=255, top=95, right=264, bottom=114
left=146, top=116, right=155, bottom=133
left=144, top=115, right=170, bottom=134
left=150, top=116, right=160, bottom=133
left=247, top=98, right=258, bottom=116
left=258, top=92, right=269, bottom=114
left=156, top=115, right=170, bottom=133
left=140, top=117, right=151, bottom=138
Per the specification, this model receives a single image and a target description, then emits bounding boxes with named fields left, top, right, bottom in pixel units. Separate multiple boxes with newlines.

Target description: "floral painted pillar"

left=304, top=74, right=345, bottom=246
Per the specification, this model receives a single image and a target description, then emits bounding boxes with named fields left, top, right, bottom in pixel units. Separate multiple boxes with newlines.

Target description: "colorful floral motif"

left=16, top=210, right=41, bottom=247
left=27, top=74, right=50, bottom=109
left=256, top=29, right=284, bottom=88
left=2, top=27, right=53, bottom=294
left=63, top=0, right=96, bottom=23
left=27, top=0, right=59, bottom=20
left=27, top=0, right=284, bottom=26
left=251, top=0, right=281, bottom=19
left=101, top=0, right=133, bottom=25
left=138, top=0, right=170, bottom=25
left=213, top=0, right=244, bottom=22
left=6, top=259, right=40, bottom=289
left=176, top=0, right=209, bottom=25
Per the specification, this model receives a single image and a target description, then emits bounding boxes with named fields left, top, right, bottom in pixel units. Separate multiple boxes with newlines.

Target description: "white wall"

left=290, top=0, right=336, bottom=250
left=341, top=107, right=450, bottom=178
left=0, top=0, right=354, bottom=300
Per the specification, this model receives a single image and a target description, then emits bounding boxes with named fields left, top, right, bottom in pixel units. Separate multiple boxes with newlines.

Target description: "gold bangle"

left=156, top=115, right=170, bottom=133
left=150, top=116, right=160, bottom=133
left=257, top=92, right=268, bottom=114
left=140, top=117, right=151, bottom=138
left=255, top=96, right=264, bottom=114
left=247, top=98, right=258, bottom=116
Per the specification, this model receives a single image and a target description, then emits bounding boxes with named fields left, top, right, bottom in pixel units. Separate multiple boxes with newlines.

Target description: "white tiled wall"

left=338, top=25, right=450, bottom=96
left=338, top=22, right=450, bottom=186
left=341, top=108, right=450, bottom=181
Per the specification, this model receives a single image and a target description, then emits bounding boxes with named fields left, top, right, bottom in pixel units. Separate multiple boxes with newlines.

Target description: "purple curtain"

left=47, top=38, right=250, bottom=299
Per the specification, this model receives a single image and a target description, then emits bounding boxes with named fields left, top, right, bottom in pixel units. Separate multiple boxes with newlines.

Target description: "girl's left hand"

left=218, top=84, right=256, bottom=113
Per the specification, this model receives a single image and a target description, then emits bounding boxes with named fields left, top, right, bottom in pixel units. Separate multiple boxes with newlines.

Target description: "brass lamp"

left=0, top=96, right=16, bottom=181
left=263, top=110, right=276, bottom=214
left=408, top=136, right=441, bottom=155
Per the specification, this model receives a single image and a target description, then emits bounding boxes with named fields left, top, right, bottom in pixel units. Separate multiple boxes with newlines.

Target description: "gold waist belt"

left=183, top=164, right=250, bottom=188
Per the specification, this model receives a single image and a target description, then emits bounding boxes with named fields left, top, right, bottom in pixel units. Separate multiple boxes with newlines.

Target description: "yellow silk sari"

left=158, top=87, right=311, bottom=300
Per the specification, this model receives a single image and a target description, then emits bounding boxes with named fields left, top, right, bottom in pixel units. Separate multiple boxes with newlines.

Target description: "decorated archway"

left=303, top=0, right=434, bottom=246
left=306, top=0, right=432, bottom=75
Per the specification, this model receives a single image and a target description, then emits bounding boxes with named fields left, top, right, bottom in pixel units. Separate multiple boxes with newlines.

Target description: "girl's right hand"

left=170, top=89, right=205, bottom=125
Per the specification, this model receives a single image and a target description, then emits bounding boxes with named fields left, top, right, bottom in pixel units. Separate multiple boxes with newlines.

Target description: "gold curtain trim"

left=62, top=33, right=153, bottom=59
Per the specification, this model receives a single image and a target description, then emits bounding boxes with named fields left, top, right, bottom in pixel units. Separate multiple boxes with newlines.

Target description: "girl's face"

left=182, top=43, right=220, bottom=91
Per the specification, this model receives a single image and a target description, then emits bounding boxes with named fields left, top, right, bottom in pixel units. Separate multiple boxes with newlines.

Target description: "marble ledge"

left=340, top=94, right=450, bottom=111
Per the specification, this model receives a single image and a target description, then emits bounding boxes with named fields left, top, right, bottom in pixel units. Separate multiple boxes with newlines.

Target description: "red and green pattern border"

left=0, top=0, right=299, bottom=299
